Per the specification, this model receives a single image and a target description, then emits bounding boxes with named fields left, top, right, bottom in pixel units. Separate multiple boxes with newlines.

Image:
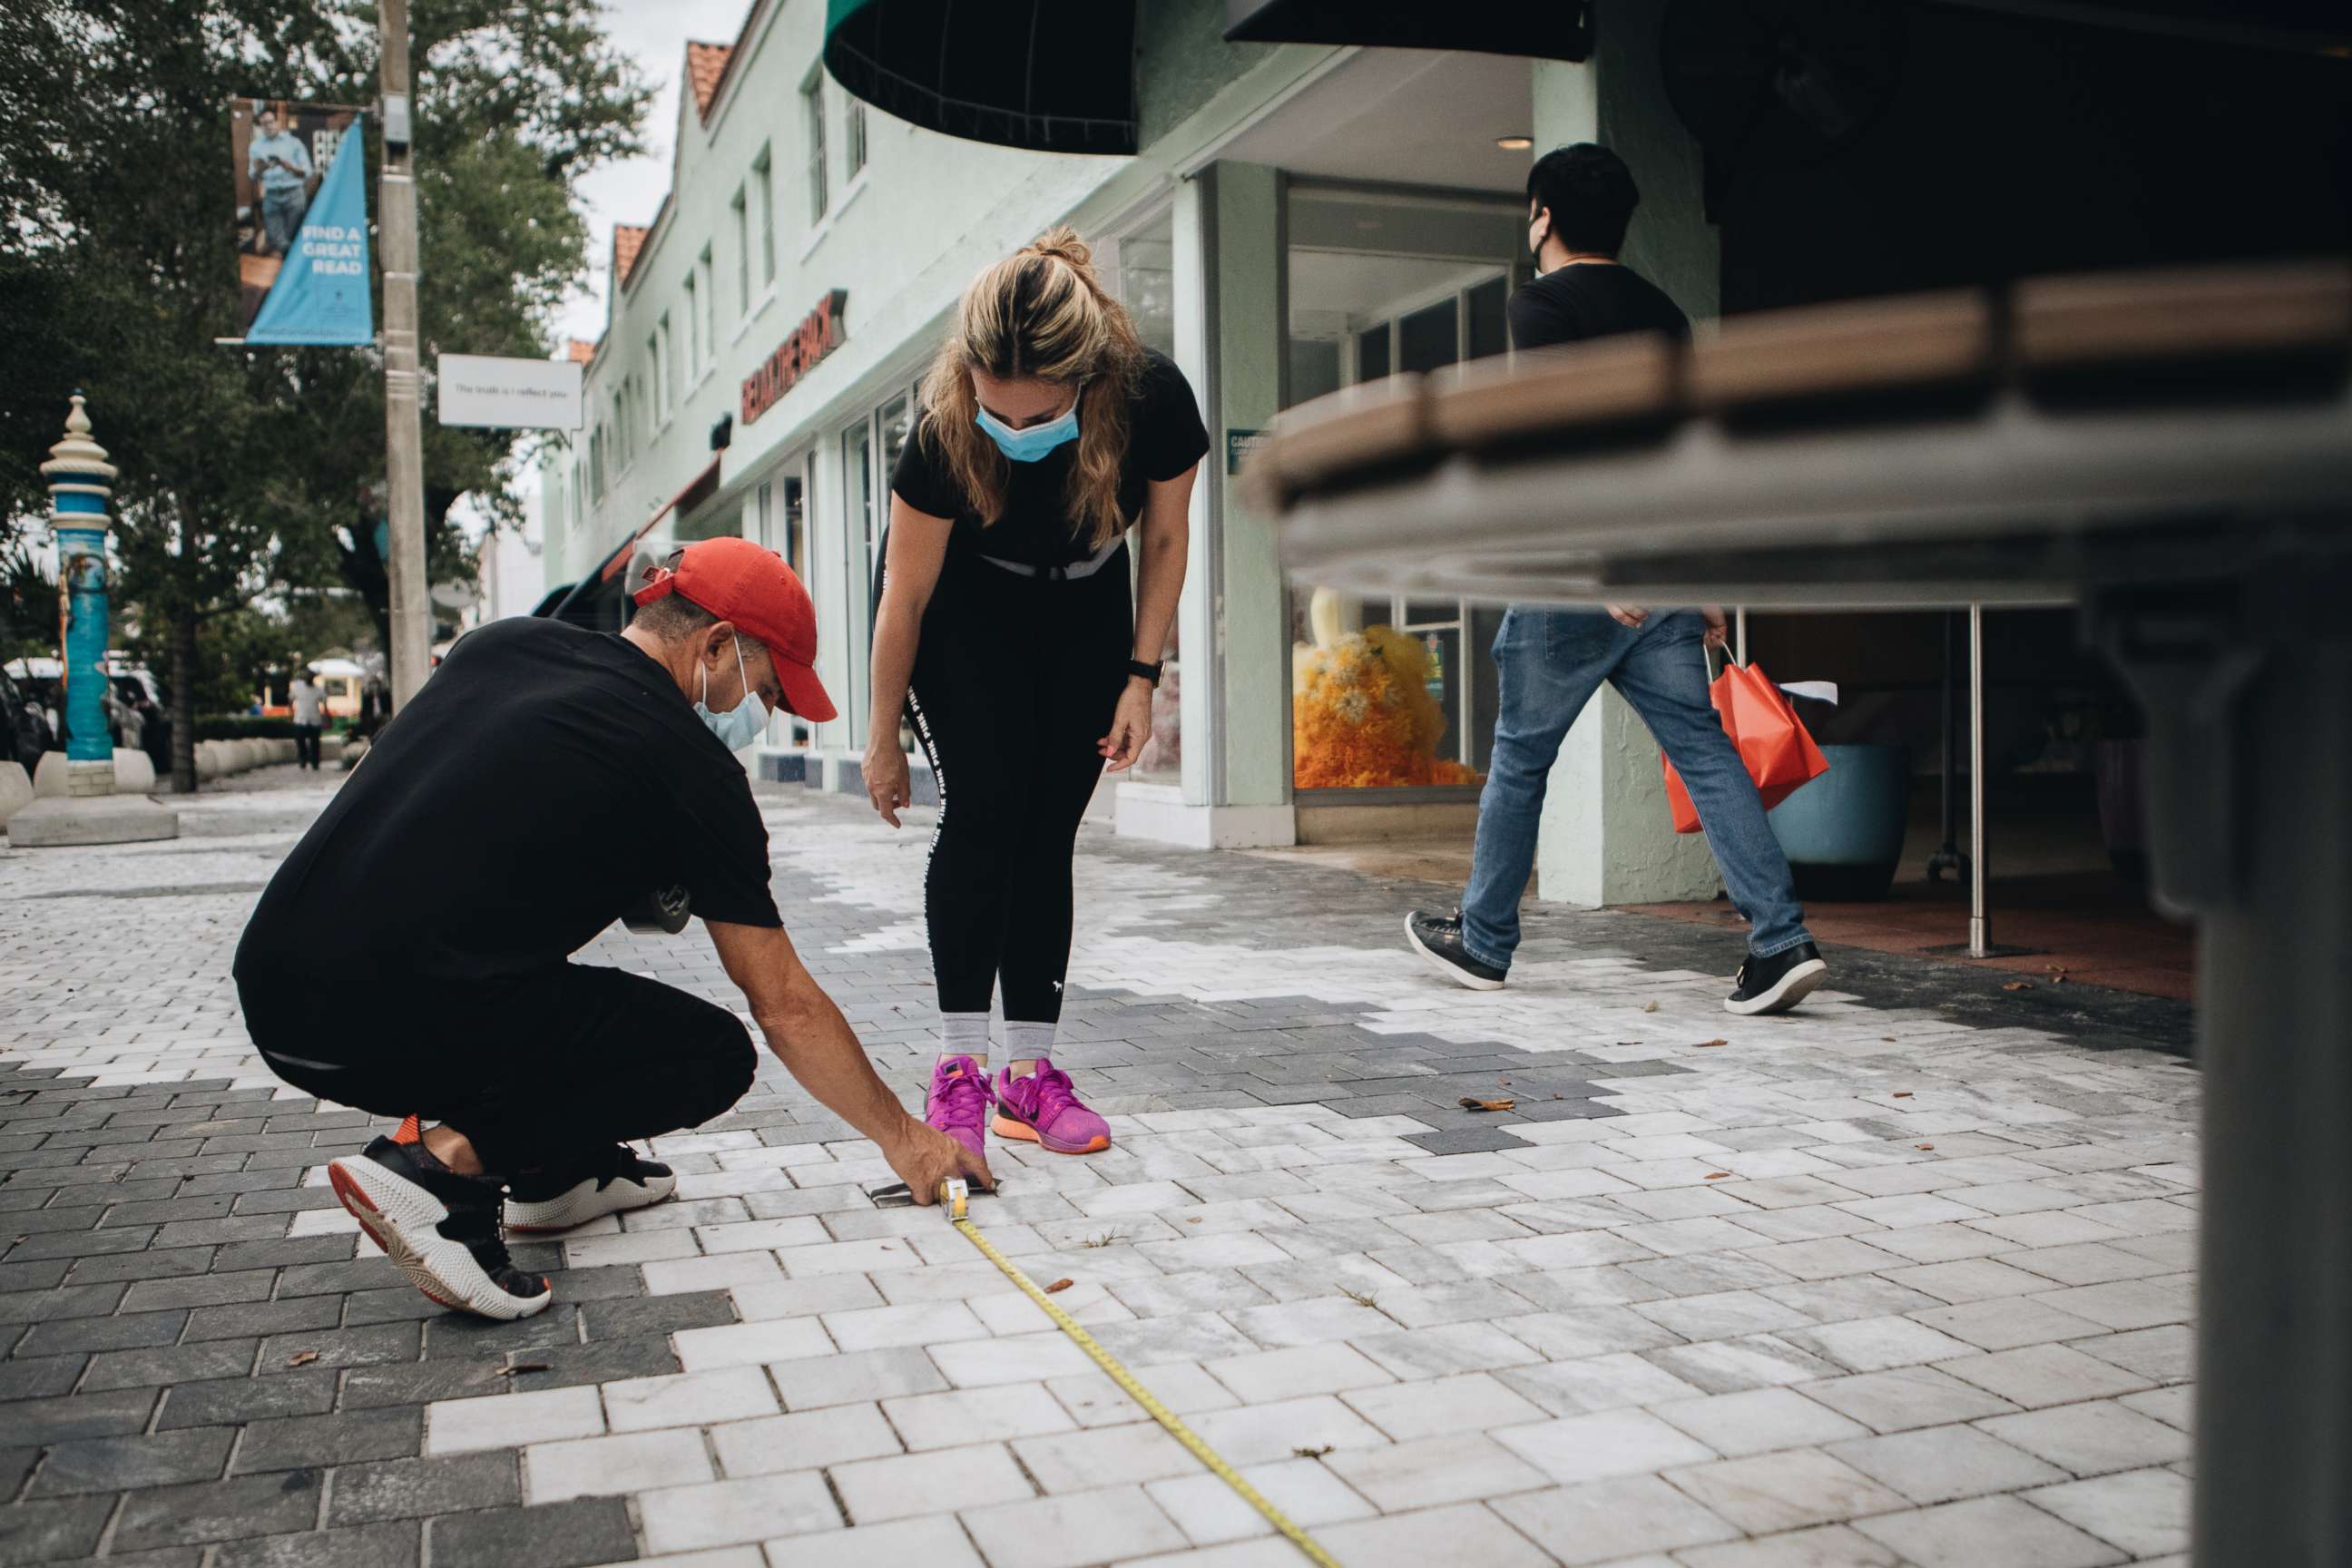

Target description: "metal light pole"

left=1967, top=601, right=1992, bottom=957
left=378, top=0, right=430, bottom=710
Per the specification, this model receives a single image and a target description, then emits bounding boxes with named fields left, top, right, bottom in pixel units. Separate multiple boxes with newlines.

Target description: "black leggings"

left=906, top=548, right=1131, bottom=1024
left=245, top=963, right=756, bottom=1176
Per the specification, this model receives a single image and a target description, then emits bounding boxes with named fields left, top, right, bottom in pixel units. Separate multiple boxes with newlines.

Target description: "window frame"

left=801, top=69, right=828, bottom=224
left=730, top=186, right=750, bottom=315
left=753, top=145, right=776, bottom=288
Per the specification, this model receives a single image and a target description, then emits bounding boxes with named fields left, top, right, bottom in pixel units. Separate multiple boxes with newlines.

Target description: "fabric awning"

left=1221, top=0, right=1593, bottom=60
left=823, top=0, right=1137, bottom=155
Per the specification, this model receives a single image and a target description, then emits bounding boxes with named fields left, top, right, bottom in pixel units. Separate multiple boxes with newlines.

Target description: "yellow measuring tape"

left=937, top=1180, right=1343, bottom=1568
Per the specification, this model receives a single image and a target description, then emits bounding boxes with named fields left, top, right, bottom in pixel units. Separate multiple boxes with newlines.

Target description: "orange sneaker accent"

left=391, top=1114, right=423, bottom=1145
left=990, top=1114, right=1108, bottom=1155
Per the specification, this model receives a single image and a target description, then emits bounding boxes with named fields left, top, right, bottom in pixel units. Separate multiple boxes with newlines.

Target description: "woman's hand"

left=865, top=739, right=912, bottom=828
left=1097, top=677, right=1154, bottom=772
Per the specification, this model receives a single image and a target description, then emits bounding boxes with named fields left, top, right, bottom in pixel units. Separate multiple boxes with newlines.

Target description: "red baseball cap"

left=632, top=536, right=837, bottom=722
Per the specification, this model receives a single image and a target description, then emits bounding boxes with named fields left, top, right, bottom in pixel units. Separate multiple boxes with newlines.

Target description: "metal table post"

left=1967, top=603, right=1992, bottom=957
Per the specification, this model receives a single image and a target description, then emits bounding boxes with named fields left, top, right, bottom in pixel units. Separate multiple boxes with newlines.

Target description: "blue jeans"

left=262, top=187, right=307, bottom=254
left=1461, top=607, right=1812, bottom=971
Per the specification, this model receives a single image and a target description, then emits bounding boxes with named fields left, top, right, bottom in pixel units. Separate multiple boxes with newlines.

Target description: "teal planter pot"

left=1767, top=742, right=1910, bottom=901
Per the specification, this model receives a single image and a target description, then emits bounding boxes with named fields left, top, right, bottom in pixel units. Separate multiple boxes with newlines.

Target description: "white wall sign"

left=436, top=354, right=583, bottom=430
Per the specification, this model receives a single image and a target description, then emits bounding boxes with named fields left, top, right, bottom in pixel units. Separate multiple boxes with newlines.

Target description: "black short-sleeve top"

left=889, top=348, right=1210, bottom=569
left=234, top=617, right=779, bottom=1014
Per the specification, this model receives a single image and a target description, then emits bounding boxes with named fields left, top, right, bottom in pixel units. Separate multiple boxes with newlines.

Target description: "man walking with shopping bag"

left=1403, top=144, right=1828, bottom=1015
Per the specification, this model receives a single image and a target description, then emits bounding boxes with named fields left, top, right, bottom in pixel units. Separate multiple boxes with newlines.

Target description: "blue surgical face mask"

left=696, top=637, right=767, bottom=751
left=975, top=391, right=1080, bottom=462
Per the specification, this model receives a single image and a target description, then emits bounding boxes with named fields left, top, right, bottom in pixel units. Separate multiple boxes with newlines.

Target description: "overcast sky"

left=558, top=0, right=758, bottom=349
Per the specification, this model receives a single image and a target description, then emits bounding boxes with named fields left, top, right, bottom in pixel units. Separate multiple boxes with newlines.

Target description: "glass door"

left=1285, top=185, right=1521, bottom=792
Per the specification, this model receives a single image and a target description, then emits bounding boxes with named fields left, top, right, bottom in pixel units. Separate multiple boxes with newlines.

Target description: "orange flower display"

left=1292, top=591, right=1484, bottom=789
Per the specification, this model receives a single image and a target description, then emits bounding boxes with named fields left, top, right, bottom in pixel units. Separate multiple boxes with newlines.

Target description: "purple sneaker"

left=926, top=1056, right=990, bottom=1161
left=990, top=1058, right=1111, bottom=1155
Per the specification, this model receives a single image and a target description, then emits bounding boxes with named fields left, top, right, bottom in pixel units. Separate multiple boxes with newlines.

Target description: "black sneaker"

left=506, top=1143, right=678, bottom=1234
left=1727, top=942, right=1829, bottom=1015
left=327, top=1123, right=552, bottom=1320
left=1405, top=908, right=1507, bottom=991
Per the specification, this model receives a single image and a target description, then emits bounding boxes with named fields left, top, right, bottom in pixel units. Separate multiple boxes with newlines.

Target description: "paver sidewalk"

left=1, top=771, right=2198, bottom=1567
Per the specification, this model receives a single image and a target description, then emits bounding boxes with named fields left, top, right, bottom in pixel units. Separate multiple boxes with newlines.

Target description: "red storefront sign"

left=740, top=289, right=848, bottom=425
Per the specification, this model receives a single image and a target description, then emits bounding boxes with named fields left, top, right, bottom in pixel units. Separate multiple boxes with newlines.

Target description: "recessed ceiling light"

left=1495, top=134, right=1534, bottom=151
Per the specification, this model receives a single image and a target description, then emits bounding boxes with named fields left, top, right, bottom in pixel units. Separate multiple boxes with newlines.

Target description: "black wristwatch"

left=1127, top=658, right=1163, bottom=686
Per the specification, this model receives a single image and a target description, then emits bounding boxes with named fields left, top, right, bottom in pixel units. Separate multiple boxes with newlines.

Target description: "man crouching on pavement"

left=233, top=537, right=991, bottom=1319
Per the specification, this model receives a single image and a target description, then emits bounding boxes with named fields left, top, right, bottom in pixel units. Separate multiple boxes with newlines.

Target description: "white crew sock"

left=938, top=1012, right=990, bottom=1068
left=1003, top=1021, right=1054, bottom=1073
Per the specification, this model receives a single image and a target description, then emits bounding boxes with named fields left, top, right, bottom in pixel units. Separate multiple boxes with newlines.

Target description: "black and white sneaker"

left=328, top=1122, right=553, bottom=1320
left=506, top=1143, right=677, bottom=1234
left=1405, top=908, right=1508, bottom=991
left=1727, top=942, right=1829, bottom=1015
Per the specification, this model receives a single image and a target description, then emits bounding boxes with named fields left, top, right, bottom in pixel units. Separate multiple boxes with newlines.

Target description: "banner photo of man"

left=230, top=100, right=373, bottom=346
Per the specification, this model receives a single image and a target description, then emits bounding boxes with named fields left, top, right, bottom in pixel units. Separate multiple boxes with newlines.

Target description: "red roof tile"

left=613, top=224, right=649, bottom=289
left=686, top=41, right=732, bottom=121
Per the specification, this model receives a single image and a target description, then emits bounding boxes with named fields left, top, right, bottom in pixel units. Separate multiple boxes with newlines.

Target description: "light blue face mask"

left=696, top=637, right=767, bottom=751
left=975, top=390, right=1081, bottom=462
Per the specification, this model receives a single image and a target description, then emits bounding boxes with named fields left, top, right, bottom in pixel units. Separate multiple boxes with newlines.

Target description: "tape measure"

left=874, top=1177, right=1342, bottom=1567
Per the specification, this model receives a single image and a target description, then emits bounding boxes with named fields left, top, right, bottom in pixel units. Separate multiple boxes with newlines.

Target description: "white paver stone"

left=1494, top=1408, right=1720, bottom=1485
left=638, top=1469, right=841, bottom=1553
left=674, top=1317, right=834, bottom=1372
left=604, top=1367, right=779, bottom=1433
left=524, top=1427, right=713, bottom=1503
left=1491, top=1475, right=1744, bottom=1566
left=710, top=1402, right=903, bottom=1475
left=426, top=1385, right=605, bottom=1455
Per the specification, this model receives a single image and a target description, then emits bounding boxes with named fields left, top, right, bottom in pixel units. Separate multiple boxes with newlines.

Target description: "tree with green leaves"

left=0, top=0, right=647, bottom=789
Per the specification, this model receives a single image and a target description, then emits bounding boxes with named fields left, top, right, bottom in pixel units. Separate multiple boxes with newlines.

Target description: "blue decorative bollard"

left=46, top=396, right=117, bottom=798
left=9, top=397, right=178, bottom=846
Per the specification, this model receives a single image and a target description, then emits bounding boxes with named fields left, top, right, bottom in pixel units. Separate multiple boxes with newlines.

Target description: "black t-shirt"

left=889, top=348, right=1210, bottom=568
left=235, top=617, right=779, bottom=1019
left=1507, top=263, right=1691, bottom=353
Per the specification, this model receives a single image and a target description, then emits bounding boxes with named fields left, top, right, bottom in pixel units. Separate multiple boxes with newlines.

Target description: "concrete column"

left=1124, top=162, right=1294, bottom=849
left=11, top=397, right=176, bottom=847
left=1523, top=49, right=1720, bottom=908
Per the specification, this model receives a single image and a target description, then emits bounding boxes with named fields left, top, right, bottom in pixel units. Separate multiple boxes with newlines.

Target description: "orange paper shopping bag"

left=1662, top=652, right=1830, bottom=834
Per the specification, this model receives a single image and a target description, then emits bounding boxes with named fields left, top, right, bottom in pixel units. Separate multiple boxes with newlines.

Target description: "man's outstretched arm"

left=705, top=919, right=990, bottom=1201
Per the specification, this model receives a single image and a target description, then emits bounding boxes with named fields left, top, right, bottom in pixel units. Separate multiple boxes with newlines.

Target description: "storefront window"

left=1112, top=206, right=1180, bottom=778
left=1115, top=208, right=1176, bottom=360
left=845, top=422, right=873, bottom=747
left=1285, top=186, right=1520, bottom=790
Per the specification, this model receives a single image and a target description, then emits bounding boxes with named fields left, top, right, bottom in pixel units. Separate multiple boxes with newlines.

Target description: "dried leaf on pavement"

left=1458, top=1097, right=1516, bottom=1112
left=1294, top=1446, right=1334, bottom=1460
left=285, top=1350, right=319, bottom=1367
left=1694, top=1038, right=1728, bottom=1048
left=1642, top=1001, right=1660, bottom=1013
left=1043, top=1279, right=1073, bottom=1294
left=2003, top=981, right=2035, bottom=991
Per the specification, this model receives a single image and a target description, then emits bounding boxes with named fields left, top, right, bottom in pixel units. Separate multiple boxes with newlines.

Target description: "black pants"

left=294, top=724, right=321, bottom=769
left=906, top=548, right=1131, bottom=1024
left=246, top=963, right=756, bottom=1176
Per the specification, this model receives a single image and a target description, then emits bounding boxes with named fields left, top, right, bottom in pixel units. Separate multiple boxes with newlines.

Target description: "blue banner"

left=244, top=107, right=373, bottom=347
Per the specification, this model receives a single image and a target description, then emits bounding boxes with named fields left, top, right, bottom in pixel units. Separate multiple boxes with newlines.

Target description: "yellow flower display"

left=1292, top=588, right=1484, bottom=789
